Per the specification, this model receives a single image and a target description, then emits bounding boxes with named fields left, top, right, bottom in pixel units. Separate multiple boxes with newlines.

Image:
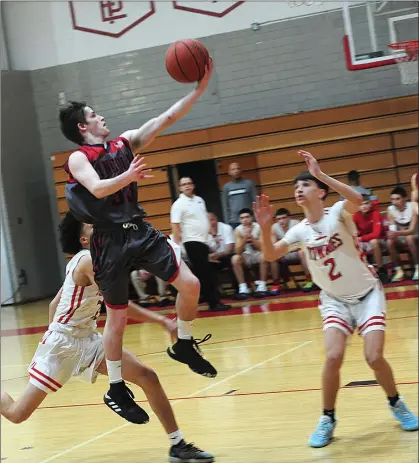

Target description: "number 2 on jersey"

left=324, top=258, right=342, bottom=281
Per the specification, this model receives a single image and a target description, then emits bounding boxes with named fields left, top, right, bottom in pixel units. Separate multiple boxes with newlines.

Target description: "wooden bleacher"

left=51, top=95, right=418, bottom=284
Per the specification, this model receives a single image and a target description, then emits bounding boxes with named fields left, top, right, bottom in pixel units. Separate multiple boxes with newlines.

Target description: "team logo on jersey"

left=307, top=233, right=343, bottom=261
left=115, top=140, right=124, bottom=148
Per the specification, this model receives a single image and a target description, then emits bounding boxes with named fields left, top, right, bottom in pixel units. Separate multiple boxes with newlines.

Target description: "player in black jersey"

left=59, top=59, right=217, bottom=425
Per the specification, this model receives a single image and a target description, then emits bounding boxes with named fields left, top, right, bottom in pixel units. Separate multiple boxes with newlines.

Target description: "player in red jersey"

left=254, top=150, right=418, bottom=448
left=59, top=61, right=218, bottom=425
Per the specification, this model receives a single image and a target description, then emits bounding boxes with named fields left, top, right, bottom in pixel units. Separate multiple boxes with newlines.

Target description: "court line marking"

left=136, top=313, right=419, bottom=357
left=2, top=285, right=417, bottom=338
left=37, top=380, right=419, bottom=411
left=38, top=340, right=311, bottom=463
left=3, top=313, right=417, bottom=383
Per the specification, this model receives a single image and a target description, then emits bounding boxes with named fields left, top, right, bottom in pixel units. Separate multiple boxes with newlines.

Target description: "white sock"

left=256, top=281, right=267, bottom=291
left=415, top=264, right=419, bottom=270
left=177, top=319, right=192, bottom=340
left=106, top=359, right=123, bottom=384
left=239, top=283, right=249, bottom=293
left=168, top=429, right=184, bottom=446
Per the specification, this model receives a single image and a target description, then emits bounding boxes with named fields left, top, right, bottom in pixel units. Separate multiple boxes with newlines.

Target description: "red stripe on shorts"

left=29, top=373, right=59, bottom=392
left=358, top=315, right=385, bottom=332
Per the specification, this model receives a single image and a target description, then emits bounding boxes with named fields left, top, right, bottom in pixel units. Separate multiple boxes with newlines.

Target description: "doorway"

left=168, top=159, right=223, bottom=220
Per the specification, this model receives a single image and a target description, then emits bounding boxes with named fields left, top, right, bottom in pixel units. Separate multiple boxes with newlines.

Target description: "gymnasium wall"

left=28, top=7, right=418, bottom=160
left=3, top=1, right=345, bottom=70
left=1, top=71, right=62, bottom=301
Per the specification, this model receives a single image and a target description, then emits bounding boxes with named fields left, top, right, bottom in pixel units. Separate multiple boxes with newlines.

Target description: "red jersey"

left=353, top=209, right=384, bottom=242
left=64, top=137, right=145, bottom=226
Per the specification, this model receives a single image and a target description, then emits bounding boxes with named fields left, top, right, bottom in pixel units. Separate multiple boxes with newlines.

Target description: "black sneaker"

left=169, top=440, right=214, bottom=462
left=104, top=381, right=149, bottom=424
left=167, top=335, right=217, bottom=378
left=208, top=303, right=231, bottom=312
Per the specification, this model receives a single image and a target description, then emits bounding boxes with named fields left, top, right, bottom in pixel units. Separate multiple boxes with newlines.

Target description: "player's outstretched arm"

left=127, top=302, right=177, bottom=341
left=68, top=152, right=153, bottom=199
left=122, top=59, right=214, bottom=152
left=411, top=173, right=418, bottom=203
left=253, top=195, right=290, bottom=261
left=297, top=150, right=362, bottom=214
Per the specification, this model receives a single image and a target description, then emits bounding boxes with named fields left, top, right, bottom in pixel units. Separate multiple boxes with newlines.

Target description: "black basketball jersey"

left=64, top=136, right=146, bottom=225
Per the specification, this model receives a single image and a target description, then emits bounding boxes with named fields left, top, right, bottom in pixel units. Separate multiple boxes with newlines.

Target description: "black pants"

left=210, top=255, right=238, bottom=292
left=184, top=241, right=220, bottom=308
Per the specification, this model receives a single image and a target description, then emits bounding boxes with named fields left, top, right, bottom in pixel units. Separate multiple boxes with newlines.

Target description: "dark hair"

left=361, top=194, right=371, bottom=202
left=391, top=186, right=407, bottom=198
left=59, top=101, right=88, bottom=145
left=59, top=212, right=83, bottom=255
left=347, top=170, right=360, bottom=184
left=275, top=208, right=290, bottom=216
left=239, top=208, right=253, bottom=216
left=293, top=171, right=329, bottom=199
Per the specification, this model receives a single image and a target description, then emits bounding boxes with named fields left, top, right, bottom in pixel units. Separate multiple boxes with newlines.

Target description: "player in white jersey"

left=253, top=150, right=418, bottom=448
left=0, top=212, right=214, bottom=463
left=386, top=186, right=418, bottom=282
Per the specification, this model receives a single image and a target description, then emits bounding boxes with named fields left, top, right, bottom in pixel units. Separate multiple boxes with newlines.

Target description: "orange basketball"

left=165, top=39, right=209, bottom=83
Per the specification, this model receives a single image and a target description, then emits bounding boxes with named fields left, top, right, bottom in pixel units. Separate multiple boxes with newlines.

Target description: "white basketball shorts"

left=28, top=329, right=104, bottom=394
left=319, top=283, right=386, bottom=337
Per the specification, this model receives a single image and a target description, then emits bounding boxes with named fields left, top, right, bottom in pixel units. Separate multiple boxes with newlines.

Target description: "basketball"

left=165, top=39, right=209, bottom=83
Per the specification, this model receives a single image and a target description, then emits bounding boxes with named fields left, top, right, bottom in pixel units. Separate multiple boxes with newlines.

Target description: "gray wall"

left=1, top=71, right=61, bottom=301
left=30, top=9, right=417, bottom=157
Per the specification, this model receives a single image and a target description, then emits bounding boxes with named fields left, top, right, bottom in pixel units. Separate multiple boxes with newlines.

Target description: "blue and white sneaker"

left=390, top=398, right=418, bottom=431
left=308, top=415, right=337, bottom=448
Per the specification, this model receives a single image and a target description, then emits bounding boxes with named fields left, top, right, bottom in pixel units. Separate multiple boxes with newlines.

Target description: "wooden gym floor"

left=1, top=283, right=418, bottom=463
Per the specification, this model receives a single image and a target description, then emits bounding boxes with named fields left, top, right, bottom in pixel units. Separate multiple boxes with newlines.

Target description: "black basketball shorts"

left=90, top=220, right=181, bottom=309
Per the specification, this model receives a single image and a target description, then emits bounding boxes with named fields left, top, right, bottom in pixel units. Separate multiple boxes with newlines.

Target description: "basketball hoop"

left=388, top=40, right=418, bottom=85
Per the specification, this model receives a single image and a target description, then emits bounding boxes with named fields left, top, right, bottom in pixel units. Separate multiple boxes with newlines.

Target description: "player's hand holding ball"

left=165, top=39, right=213, bottom=94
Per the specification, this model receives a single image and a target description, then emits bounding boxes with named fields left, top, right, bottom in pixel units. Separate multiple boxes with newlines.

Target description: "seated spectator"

left=270, top=208, right=312, bottom=290
left=353, top=195, right=387, bottom=281
left=130, top=270, right=172, bottom=307
left=341, top=170, right=371, bottom=200
left=231, top=208, right=269, bottom=299
left=387, top=186, right=418, bottom=282
left=207, top=212, right=234, bottom=264
left=207, top=212, right=236, bottom=291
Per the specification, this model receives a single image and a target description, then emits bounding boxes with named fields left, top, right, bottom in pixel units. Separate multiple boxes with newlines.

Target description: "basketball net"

left=388, top=40, right=418, bottom=85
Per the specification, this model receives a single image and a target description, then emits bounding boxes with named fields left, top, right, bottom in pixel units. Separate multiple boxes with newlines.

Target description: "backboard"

left=342, top=1, right=418, bottom=70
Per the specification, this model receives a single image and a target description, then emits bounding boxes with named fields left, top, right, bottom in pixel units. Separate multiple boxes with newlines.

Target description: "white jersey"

left=49, top=250, right=103, bottom=337
left=236, top=222, right=260, bottom=253
left=387, top=202, right=414, bottom=230
left=282, top=201, right=377, bottom=302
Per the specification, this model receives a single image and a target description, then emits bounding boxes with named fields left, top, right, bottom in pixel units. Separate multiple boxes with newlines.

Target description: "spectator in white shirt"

left=231, top=208, right=269, bottom=299
left=207, top=212, right=237, bottom=292
left=171, top=178, right=230, bottom=312
left=271, top=208, right=311, bottom=290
